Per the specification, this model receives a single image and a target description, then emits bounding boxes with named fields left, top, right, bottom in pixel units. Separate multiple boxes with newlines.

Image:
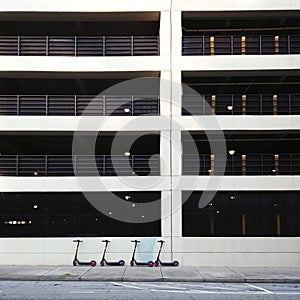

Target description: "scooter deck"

left=74, top=261, right=94, bottom=266
left=102, top=262, right=123, bottom=266
left=160, top=262, right=176, bottom=266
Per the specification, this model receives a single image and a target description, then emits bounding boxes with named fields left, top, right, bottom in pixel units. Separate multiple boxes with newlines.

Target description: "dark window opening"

left=182, top=131, right=300, bottom=175
left=183, top=191, right=300, bottom=237
left=0, top=192, right=161, bottom=237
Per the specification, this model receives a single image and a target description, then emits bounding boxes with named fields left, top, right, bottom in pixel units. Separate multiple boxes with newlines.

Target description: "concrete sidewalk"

left=0, top=266, right=300, bottom=283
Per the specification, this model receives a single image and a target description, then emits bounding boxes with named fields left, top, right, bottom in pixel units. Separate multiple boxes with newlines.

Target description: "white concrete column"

left=171, top=129, right=182, bottom=176
left=161, top=190, right=172, bottom=238
left=160, top=70, right=171, bottom=116
left=171, top=69, right=182, bottom=116
left=160, top=130, right=171, bottom=176
left=171, top=10, right=182, bottom=58
left=159, top=10, right=171, bottom=58
left=171, top=189, right=182, bottom=238
left=171, top=130, right=182, bottom=238
left=170, top=9, right=182, bottom=117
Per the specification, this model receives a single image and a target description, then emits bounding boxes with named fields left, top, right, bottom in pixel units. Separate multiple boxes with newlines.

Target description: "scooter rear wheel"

left=90, top=260, right=97, bottom=267
left=173, top=261, right=179, bottom=267
left=148, top=261, right=154, bottom=267
left=119, top=260, right=125, bottom=266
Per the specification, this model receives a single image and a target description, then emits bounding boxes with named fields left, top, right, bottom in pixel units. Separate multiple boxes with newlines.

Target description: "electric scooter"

left=154, top=240, right=179, bottom=267
left=99, top=240, right=125, bottom=266
left=72, top=240, right=97, bottom=267
left=130, top=240, right=154, bottom=267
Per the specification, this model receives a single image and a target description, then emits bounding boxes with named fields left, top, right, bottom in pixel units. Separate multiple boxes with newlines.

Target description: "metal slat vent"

left=76, top=37, right=103, bottom=56
left=0, top=36, right=18, bottom=55
left=19, top=36, right=46, bottom=56
left=182, top=34, right=300, bottom=55
left=0, top=95, right=18, bottom=115
left=48, top=36, right=75, bottom=56
left=19, top=96, right=46, bottom=115
left=48, top=95, right=75, bottom=116
left=76, top=95, right=104, bottom=116
left=0, top=155, right=160, bottom=177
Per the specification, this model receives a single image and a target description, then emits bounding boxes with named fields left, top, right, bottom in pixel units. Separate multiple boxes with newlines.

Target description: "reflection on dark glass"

left=0, top=192, right=161, bottom=237
left=183, top=191, right=300, bottom=237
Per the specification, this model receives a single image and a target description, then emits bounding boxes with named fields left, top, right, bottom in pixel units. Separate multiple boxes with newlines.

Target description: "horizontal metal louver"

left=133, top=96, right=159, bottom=115
left=74, top=155, right=104, bottom=176
left=47, top=95, right=75, bottom=115
left=0, top=36, right=18, bottom=55
left=133, top=36, right=159, bottom=55
left=0, top=95, right=18, bottom=115
left=76, top=37, right=103, bottom=56
left=182, top=35, right=300, bottom=55
left=0, top=156, right=17, bottom=176
left=0, top=155, right=160, bottom=176
left=46, top=155, right=74, bottom=176
left=76, top=95, right=104, bottom=116
left=19, top=95, right=46, bottom=115
left=182, top=94, right=300, bottom=115
left=48, top=36, right=75, bottom=56
left=0, top=35, right=159, bottom=56
left=19, top=36, right=46, bottom=55
left=0, top=94, right=160, bottom=116
left=105, top=96, right=132, bottom=116
left=104, top=36, right=132, bottom=56
left=18, top=156, right=46, bottom=176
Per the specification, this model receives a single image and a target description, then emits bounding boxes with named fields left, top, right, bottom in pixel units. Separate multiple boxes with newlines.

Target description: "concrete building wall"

left=0, top=0, right=299, bottom=266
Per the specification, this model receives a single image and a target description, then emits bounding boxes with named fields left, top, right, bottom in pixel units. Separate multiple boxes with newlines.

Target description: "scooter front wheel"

left=154, top=261, right=159, bottom=267
left=100, top=261, right=105, bottom=267
left=130, top=261, right=134, bottom=267
left=148, top=261, right=154, bottom=267
left=119, top=260, right=125, bottom=266
left=173, top=261, right=179, bottom=267
left=90, top=260, right=97, bottom=267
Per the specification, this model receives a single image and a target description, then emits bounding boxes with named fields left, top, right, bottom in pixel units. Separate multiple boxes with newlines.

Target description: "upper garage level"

left=182, top=11, right=300, bottom=56
left=0, top=12, right=160, bottom=57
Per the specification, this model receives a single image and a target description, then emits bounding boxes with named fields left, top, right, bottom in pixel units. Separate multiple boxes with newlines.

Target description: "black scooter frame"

left=130, top=240, right=154, bottom=267
left=154, top=240, right=179, bottom=267
left=99, top=240, right=125, bottom=266
left=72, top=240, right=96, bottom=267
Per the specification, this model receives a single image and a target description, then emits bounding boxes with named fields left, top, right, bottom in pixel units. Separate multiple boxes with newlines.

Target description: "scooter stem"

left=101, top=240, right=109, bottom=261
left=73, top=240, right=81, bottom=260
left=131, top=240, right=140, bottom=261
left=156, top=240, right=164, bottom=261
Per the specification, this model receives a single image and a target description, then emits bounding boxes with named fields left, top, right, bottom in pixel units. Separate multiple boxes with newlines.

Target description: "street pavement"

left=0, top=266, right=299, bottom=283
left=1, top=281, right=300, bottom=299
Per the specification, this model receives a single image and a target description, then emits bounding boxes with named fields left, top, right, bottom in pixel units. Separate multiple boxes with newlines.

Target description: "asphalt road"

left=0, top=281, right=300, bottom=299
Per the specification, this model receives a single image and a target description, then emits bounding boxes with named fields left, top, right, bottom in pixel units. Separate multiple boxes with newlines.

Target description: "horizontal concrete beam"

left=0, top=176, right=171, bottom=192
left=0, top=116, right=299, bottom=132
left=174, top=0, right=300, bottom=11
left=0, top=0, right=170, bottom=12
left=178, top=55, right=300, bottom=72
left=0, top=56, right=169, bottom=73
left=175, top=175, right=300, bottom=191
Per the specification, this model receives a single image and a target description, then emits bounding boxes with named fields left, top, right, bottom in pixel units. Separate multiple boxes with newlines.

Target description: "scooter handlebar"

left=157, top=240, right=165, bottom=243
left=73, top=240, right=83, bottom=243
left=102, top=240, right=110, bottom=243
left=131, top=240, right=141, bottom=243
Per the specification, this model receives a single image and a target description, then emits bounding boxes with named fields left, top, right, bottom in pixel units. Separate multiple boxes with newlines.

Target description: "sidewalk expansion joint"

left=79, top=267, right=94, bottom=281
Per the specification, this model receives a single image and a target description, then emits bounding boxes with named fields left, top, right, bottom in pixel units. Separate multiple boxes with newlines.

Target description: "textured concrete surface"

left=0, top=266, right=299, bottom=283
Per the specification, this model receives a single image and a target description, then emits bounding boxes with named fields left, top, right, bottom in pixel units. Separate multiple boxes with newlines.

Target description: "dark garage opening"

left=183, top=191, right=300, bottom=237
left=0, top=191, right=161, bottom=237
